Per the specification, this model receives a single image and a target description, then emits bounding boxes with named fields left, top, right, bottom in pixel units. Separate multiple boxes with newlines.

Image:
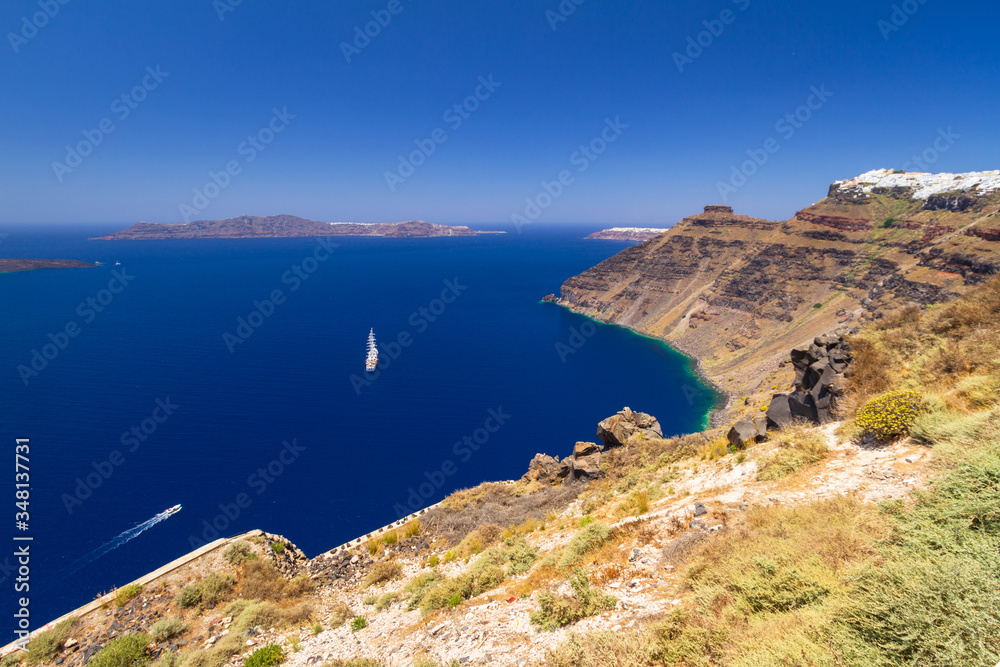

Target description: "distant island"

left=0, top=259, right=95, bottom=274
left=90, top=215, right=503, bottom=241
left=586, top=226, right=671, bottom=241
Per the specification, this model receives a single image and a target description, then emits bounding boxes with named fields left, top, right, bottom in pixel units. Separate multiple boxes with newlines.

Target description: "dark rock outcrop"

left=524, top=408, right=665, bottom=487
left=727, top=417, right=767, bottom=448
left=924, top=193, right=973, bottom=211
left=521, top=453, right=570, bottom=485
left=521, top=442, right=606, bottom=486
left=767, top=333, right=853, bottom=427
left=596, top=407, right=663, bottom=448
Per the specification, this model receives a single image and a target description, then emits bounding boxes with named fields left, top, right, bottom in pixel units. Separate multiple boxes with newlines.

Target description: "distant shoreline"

left=0, top=259, right=96, bottom=274
left=90, top=215, right=505, bottom=241
left=542, top=299, right=727, bottom=430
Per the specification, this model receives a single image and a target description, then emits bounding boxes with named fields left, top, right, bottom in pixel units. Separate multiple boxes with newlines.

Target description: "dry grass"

left=756, top=422, right=829, bottom=481
left=846, top=273, right=1000, bottom=414
left=455, top=523, right=502, bottom=559
left=424, top=482, right=577, bottom=545
left=240, top=559, right=313, bottom=601
left=362, top=560, right=403, bottom=589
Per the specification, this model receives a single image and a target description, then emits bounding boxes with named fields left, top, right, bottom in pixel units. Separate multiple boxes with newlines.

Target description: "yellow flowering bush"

left=856, top=390, right=927, bottom=441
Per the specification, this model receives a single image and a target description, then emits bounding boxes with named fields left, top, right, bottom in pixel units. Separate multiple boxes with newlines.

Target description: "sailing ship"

left=365, top=328, right=379, bottom=372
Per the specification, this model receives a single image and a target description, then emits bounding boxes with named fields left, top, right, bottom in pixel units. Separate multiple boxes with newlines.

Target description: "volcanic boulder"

left=727, top=417, right=767, bottom=448
left=596, top=407, right=663, bottom=448
left=521, top=453, right=571, bottom=485
left=767, top=332, right=853, bottom=428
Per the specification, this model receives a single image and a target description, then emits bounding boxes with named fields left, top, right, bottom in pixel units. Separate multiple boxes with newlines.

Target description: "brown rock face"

left=596, top=407, right=663, bottom=448
left=556, top=181, right=1000, bottom=406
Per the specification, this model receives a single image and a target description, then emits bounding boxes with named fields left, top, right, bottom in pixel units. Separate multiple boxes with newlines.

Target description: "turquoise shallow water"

left=0, top=223, right=717, bottom=635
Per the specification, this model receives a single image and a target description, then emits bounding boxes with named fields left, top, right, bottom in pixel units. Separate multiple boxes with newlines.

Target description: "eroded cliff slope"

left=557, top=170, right=1000, bottom=402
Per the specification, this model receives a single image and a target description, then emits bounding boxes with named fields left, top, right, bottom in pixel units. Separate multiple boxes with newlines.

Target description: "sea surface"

left=0, top=223, right=717, bottom=638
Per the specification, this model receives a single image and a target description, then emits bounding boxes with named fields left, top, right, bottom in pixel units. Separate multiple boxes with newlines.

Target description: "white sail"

left=365, top=328, right=379, bottom=371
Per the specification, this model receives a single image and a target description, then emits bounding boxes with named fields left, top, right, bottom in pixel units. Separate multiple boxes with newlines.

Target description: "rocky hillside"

left=0, top=259, right=95, bottom=273
left=90, top=216, right=483, bottom=240
left=555, top=170, right=1000, bottom=411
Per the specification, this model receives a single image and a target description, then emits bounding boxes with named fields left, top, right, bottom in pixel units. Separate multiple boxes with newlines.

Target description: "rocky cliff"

left=556, top=170, right=1000, bottom=408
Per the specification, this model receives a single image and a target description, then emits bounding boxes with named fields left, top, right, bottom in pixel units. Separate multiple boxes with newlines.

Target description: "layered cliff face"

left=557, top=170, right=1000, bottom=403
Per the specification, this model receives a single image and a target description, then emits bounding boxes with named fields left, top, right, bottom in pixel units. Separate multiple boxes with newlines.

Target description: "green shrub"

left=558, top=521, right=612, bottom=568
left=362, top=595, right=378, bottom=606
left=417, top=537, right=538, bottom=614
left=223, top=541, right=255, bottom=566
left=222, top=598, right=252, bottom=618
left=405, top=571, right=444, bottom=610
left=149, top=617, right=186, bottom=642
left=175, top=582, right=202, bottom=608
left=201, top=572, right=234, bottom=605
left=115, top=583, right=142, bottom=608
left=88, top=633, right=150, bottom=667
left=244, top=643, right=285, bottom=667
left=530, top=569, right=616, bottom=630
left=856, top=390, right=927, bottom=440
left=375, top=592, right=399, bottom=611
left=24, top=617, right=78, bottom=665
left=271, top=541, right=285, bottom=554
left=175, top=572, right=233, bottom=608
left=350, top=616, right=367, bottom=632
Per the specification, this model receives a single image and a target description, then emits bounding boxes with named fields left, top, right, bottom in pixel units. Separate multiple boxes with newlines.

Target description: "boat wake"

left=58, top=506, right=181, bottom=579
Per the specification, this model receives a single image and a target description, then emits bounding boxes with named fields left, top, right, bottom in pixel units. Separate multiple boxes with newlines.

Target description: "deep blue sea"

left=0, top=223, right=716, bottom=640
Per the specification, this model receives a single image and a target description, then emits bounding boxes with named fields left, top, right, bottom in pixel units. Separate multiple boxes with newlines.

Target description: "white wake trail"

left=60, top=509, right=176, bottom=578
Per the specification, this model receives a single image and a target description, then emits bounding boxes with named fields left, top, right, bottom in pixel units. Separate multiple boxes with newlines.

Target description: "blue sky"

left=1, top=0, right=997, bottom=225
